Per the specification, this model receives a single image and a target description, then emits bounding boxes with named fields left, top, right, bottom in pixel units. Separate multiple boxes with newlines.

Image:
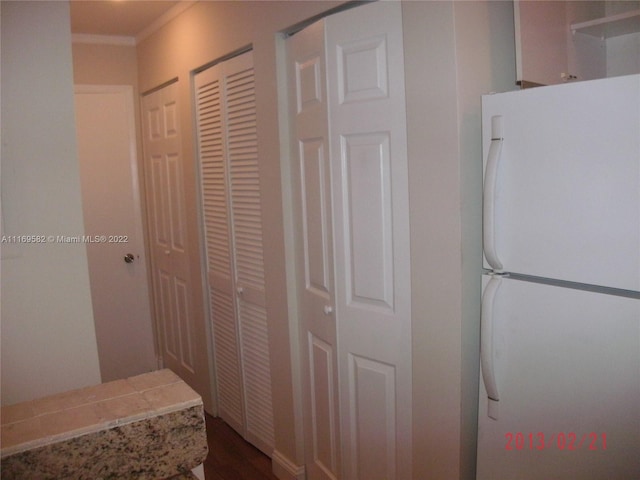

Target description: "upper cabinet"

left=515, top=0, right=640, bottom=87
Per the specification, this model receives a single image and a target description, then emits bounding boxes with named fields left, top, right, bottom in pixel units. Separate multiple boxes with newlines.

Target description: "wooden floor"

left=203, top=414, right=279, bottom=480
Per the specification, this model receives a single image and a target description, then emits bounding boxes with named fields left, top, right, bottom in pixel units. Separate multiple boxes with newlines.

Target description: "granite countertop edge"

left=0, top=399, right=203, bottom=459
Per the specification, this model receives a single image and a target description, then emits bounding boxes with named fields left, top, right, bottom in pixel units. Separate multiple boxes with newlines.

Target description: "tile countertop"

left=1, top=369, right=202, bottom=458
left=0, top=369, right=208, bottom=480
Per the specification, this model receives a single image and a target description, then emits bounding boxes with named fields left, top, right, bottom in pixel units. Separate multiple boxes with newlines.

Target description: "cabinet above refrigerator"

left=514, top=0, right=640, bottom=87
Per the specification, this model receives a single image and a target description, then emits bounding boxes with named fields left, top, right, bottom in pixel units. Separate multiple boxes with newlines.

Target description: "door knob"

left=323, top=305, right=333, bottom=315
left=124, top=253, right=135, bottom=264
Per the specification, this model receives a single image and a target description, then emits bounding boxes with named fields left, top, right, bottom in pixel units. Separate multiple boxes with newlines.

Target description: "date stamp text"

left=505, top=432, right=607, bottom=451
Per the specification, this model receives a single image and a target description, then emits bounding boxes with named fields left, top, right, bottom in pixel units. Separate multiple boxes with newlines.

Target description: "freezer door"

left=477, top=275, right=640, bottom=480
left=482, top=74, right=640, bottom=291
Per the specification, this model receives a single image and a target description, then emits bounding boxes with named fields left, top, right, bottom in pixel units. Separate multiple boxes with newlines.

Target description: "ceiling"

left=69, top=1, right=183, bottom=37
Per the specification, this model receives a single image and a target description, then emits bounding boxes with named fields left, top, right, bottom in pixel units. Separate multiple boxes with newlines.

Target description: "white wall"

left=1, top=1, right=101, bottom=405
left=403, top=1, right=516, bottom=477
left=72, top=41, right=143, bottom=162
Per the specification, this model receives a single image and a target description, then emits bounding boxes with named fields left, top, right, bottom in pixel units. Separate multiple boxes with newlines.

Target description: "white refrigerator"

left=477, top=74, right=640, bottom=479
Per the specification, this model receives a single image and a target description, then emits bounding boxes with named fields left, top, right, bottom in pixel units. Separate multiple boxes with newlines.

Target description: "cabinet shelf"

left=571, top=9, right=640, bottom=38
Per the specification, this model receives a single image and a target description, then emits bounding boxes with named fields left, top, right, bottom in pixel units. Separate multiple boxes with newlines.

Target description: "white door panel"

left=145, top=87, right=193, bottom=373
left=478, top=275, right=640, bottom=479
left=482, top=74, right=640, bottom=291
left=326, top=3, right=412, bottom=478
left=289, top=17, right=340, bottom=480
left=75, top=86, right=157, bottom=382
left=142, top=81, right=210, bottom=399
left=288, top=2, right=412, bottom=478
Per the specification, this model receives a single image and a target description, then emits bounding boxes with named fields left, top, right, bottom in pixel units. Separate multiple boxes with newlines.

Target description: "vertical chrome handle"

left=481, top=275, right=502, bottom=420
left=483, top=115, right=504, bottom=271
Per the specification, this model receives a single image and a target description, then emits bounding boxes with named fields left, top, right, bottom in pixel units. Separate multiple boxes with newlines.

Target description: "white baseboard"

left=271, top=450, right=306, bottom=480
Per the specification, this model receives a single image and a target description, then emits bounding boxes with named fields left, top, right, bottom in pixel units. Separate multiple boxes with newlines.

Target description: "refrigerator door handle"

left=481, top=275, right=502, bottom=420
left=483, top=115, right=504, bottom=272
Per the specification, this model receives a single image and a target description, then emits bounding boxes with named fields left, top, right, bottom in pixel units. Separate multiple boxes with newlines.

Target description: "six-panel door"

left=288, top=2, right=412, bottom=478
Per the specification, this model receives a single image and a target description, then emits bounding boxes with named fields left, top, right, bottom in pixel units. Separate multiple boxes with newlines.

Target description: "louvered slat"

left=227, top=68, right=266, bottom=293
left=196, top=77, right=232, bottom=280
left=239, top=301, right=275, bottom=448
left=210, top=288, right=243, bottom=428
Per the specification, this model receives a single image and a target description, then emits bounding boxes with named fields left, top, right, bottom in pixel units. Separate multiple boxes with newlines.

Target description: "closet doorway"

left=286, top=2, right=413, bottom=478
left=141, top=80, right=214, bottom=406
left=194, top=50, right=274, bottom=456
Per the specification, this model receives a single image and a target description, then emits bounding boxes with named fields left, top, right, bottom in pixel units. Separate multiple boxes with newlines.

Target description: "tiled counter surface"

left=1, top=369, right=208, bottom=479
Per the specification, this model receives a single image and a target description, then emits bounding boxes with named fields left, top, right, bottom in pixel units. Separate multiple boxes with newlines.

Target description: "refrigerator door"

left=477, top=274, right=640, bottom=480
left=482, top=74, right=640, bottom=291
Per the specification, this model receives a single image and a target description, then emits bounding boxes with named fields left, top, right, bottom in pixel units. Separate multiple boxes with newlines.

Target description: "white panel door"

left=141, top=81, right=209, bottom=397
left=195, top=51, right=274, bottom=455
left=288, top=2, right=412, bottom=478
left=482, top=74, right=640, bottom=291
left=288, top=19, right=340, bottom=480
left=75, top=86, right=157, bottom=382
left=325, top=3, right=412, bottom=478
left=477, top=275, right=640, bottom=479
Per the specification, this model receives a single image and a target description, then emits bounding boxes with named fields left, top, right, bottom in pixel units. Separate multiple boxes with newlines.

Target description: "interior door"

left=141, top=81, right=211, bottom=401
left=288, top=19, right=340, bottom=480
left=194, top=51, right=274, bottom=455
left=326, top=4, right=412, bottom=479
left=195, top=60, right=244, bottom=434
left=75, top=85, right=157, bottom=382
left=288, top=2, right=412, bottom=478
left=223, top=52, right=274, bottom=455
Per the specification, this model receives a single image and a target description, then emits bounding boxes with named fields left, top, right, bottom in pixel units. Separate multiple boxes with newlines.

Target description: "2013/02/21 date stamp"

left=505, top=432, right=607, bottom=451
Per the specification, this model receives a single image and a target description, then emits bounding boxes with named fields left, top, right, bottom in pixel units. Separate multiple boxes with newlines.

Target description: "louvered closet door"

left=195, top=50, right=274, bottom=456
left=194, top=64, right=243, bottom=433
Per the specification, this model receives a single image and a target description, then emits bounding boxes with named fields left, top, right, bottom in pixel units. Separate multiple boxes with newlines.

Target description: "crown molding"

left=72, top=34, right=136, bottom=47
left=136, top=1, right=197, bottom=43
left=71, top=1, right=197, bottom=47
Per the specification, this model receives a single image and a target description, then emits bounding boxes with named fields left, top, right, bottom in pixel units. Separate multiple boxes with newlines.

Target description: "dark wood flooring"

left=203, top=413, right=279, bottom=480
